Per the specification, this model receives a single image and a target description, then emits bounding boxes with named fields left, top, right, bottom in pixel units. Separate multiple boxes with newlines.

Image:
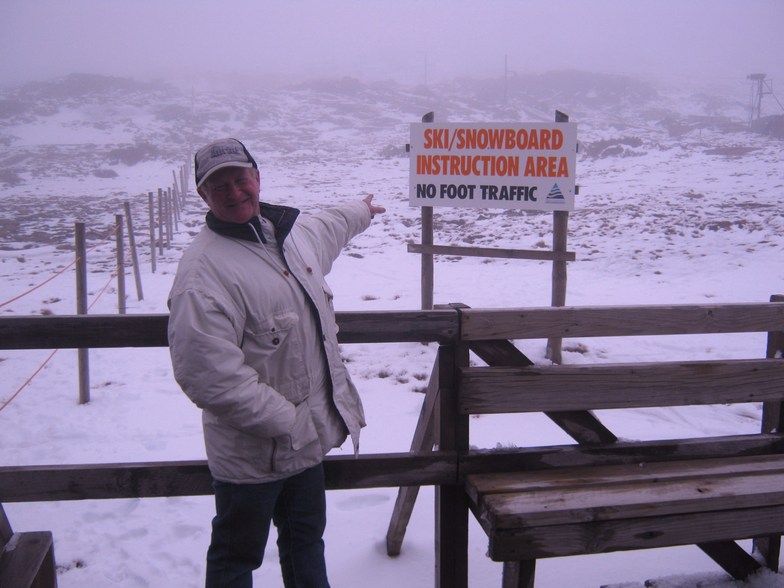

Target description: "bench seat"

left=466, top=453, right=784, bottom=563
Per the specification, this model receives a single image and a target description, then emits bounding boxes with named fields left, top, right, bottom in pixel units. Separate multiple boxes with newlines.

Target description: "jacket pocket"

left=242, top=310, right=306, bottom=395
left=242, top=310, right=299, bottom=355
left=203, top=419, right=276, bottom=483
left=273, top=399, right=321, bottom=473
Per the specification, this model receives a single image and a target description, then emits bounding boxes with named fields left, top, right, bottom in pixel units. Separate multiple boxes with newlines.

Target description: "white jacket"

left=168, top=200, right=371, bottom=483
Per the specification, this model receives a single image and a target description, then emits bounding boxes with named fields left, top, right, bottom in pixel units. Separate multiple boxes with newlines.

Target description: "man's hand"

left=363, top=194, right=386, bottom=218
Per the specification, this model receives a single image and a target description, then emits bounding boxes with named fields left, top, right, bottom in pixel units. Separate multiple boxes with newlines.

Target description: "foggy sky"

left=1, top=0, right=783, bottom=88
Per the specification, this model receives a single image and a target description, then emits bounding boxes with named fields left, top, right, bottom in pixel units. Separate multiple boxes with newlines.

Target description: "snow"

left=1, top=73, right=783, bottom=587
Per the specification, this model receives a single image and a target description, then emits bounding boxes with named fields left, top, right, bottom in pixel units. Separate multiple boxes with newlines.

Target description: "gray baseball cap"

left=194, top=138, right=257, bottom=188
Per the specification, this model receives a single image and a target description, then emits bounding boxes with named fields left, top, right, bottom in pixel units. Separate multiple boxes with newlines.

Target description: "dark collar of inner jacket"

left=205, top=202, right=300, bottom=246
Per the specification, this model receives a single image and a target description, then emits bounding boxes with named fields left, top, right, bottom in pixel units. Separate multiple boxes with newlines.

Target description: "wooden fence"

left=0, top=310, right=456, bottom=501
left=1, top=298, right=783, bottom=587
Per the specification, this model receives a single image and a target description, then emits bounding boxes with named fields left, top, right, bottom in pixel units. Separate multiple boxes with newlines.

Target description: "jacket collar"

left=206, top=202, right=300, bottom=245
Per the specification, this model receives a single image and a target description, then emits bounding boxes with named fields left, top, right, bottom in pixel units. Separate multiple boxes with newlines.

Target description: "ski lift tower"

left=747, top=73, right=772, bottom=124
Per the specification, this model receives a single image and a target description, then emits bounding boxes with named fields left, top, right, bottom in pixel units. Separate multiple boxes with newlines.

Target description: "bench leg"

left=435, top=485, right=468, bottom=588
left=754, top=536, right=781, bottom=572
left=502, top=560, right=535, bottom=588
left=32, top=536, right=57, bottom=588
left=698, top=541, right=761, bottom=580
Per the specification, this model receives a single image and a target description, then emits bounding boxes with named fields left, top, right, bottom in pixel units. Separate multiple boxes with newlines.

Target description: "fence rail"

left=460, top=302, right=784, bottom=340
left=0, top=310, right=458, bottom=349
left=0, top=452, right=457, bottom=503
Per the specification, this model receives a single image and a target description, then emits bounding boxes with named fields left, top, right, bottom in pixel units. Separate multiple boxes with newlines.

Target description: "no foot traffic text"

left=416, top=183, right=537, bottom=202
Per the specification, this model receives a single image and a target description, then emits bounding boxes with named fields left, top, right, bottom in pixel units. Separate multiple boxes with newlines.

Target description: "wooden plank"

left=467, top=338, right=616, bottom=444
left=0, top=314, right=170, bottom=349
left=335, top=310, right=458, bottom=344
left=486, top=504, right=784, bottom=560
left=763, top=307, right=784, bottom=434
left=0, top=531, right=55, bottom=588
left=407, top=243, right=576, bottom=262
left=326, top=452, right=456, bottom=489
left=480, top=470, right=784, bottom=528
left=460, top=434, right=784, bottom=478
left=460, top=302, right=784, bottom=341
left=0, top=310, right=459, bottom=350
left=459, top=359, right=784, bottom=414
left=436, top=344, right=470, bottom=588
left=466, top=454, right=784, bottom=503
left=543, top=411, right=617, bottom=445
left=698, top=540, right=762, bottom=580
left=468, top=338, right=534, bottom=367
left=0, top=460, right=213, bottom=502
left=3, top=302, right=781, bottom=348
left=0, top=453, right=458, bottom=503
left=386, top=359, right=441, bottom=556
left=502, top=560, right=535, bottom=588
left=0, top=504, right=12, bottom=546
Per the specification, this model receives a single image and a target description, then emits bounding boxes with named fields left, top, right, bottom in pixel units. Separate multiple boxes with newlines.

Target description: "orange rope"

left=0, top=349, right=59, bottom=413
left=0, top=270, right=118, bottom=413
left=0, top=260, right=77, bottom=309
left=0, top=221, right=121, bottom=309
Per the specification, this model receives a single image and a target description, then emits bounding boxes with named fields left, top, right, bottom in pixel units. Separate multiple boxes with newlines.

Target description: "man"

left=168, top=138, right=385, bottom=588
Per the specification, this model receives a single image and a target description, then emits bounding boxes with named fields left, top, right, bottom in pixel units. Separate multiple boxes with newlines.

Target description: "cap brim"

left=196, top=162, right=255, bottom=189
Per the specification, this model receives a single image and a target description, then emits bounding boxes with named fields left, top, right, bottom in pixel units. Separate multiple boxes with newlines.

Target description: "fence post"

left=420, top=111, right=435, bottom=310
left=180, top=164, right=188, bottom=205
left=172, top=170, right=183, bottom=219
left=115, top=214, right=126, bottom=314
left=124, top=202, right=144, bottom=301
left=75, top=223, right=90, bottom=405
left=170, top=175, right=180, bottom=229
left=435, top=340, right=469, bottom=588
left=165, top=187, right=173, bottom=248
left=546, top=110, right=571, bottom=364
left=157, top=188, right=164, bottom=256
left=756, top=292, right=784, bottom=570
left=148, top=192, right=157, bottom=273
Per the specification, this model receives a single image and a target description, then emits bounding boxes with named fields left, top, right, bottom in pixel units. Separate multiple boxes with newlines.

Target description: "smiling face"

left=198, top=166, right=261, bottom=224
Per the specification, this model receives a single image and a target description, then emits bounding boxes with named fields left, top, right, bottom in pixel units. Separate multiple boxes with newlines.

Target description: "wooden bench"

left=446, top=298, right=784, bottom=587
left=0, top=503, right=57, bottom=588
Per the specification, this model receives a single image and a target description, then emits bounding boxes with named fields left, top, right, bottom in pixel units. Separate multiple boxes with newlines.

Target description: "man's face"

left=198, top=166, right=261, bottom=224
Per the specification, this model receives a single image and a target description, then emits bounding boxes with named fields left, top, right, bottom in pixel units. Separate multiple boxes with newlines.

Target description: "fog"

left=1, top=0, right=782, bottom=88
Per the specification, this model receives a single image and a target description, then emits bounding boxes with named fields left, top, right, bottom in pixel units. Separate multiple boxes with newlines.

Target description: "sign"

left=409, top=122, right=577, bottom=211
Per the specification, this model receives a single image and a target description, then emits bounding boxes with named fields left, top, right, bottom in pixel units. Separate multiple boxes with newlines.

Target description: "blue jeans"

left=205, top=464, right=330, bottom=588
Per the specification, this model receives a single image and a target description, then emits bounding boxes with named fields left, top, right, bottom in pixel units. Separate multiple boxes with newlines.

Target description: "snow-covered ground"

left=1, top=72, right=783, bottom=587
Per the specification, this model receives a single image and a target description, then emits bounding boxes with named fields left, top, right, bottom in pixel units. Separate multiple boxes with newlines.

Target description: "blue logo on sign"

left=546, top=183, right=565, bottom=202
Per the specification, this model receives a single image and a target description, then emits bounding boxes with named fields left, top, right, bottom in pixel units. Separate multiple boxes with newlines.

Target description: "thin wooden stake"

left=180, top=165, right=187, bottom=205
left=165, top=187, right=173, bottom=248
left=124, top=201, right=144, bottom=301
left=148, top=191, right=156, bottom=273
left=157, top=188, right=164, bottom=256
left=171, top=183, right=180, bottom=230
left=115, top=214, right=126, bottom=315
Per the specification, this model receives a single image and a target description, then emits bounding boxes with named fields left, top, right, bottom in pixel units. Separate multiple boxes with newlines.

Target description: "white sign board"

left=409, top=122, right=577, bottom=211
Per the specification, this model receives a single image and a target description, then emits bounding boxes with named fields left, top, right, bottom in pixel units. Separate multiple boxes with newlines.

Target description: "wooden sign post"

left=408, top=110, right=578, bottom=362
